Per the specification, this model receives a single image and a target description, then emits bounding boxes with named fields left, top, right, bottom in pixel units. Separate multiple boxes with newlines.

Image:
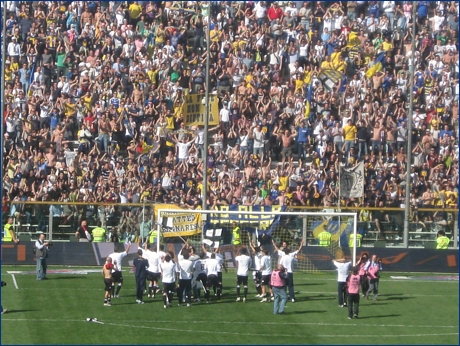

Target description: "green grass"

left=1, top=266, right=458, bottom=345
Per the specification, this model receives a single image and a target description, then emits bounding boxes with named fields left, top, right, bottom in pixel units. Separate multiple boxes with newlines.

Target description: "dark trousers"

left=347, top=293, right=360, bottom=317
left=338, top=281, right=348, bottom=306
left=177, top=279, right=192, bottom=304
left=136, top=276, right=146, bottom=301
left=285, top=273, right=295, bottom=300
left=360, top=275, right=369, bottom=295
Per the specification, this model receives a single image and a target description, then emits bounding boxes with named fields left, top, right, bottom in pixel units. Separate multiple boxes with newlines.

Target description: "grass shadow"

left=290, top=310, right=327, bottom=314
left=296, top=283, right=325, bottom=287
left=359, top=314, right=401, bottom=319
left=363, top=302, right=390, bottom=306
left=384, top=297, right=414, bottom=301
left=112, top=302, right=147, bottom=306
left=4, top=309, right=39, bottom=313
left=303, top=296, right=335, bottom=301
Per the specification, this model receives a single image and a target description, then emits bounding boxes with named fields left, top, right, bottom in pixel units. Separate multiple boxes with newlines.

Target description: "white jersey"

left=333, top=261, right=352, bottom=282
left=260, top=255, right=272, bottom=275
left=177, top=259, right=194, bottom=280
left=194, top=258, right=207, bottom=276
left=160, top=260, right=177, bottom=284
left=108, top=251, right=128, bottom=272
left=280, top=254, right=297, bottom=273
left=205, top=252, right=224, bottom=272
left=276, top=249, right=286, bottom=265
left=158, top=251, right=166, bottom=260
left=141, top=249, right=160, bottom=273
left=235, top=255, right=252, bottom=277
left=205, top=258, right=220, bottom=276
left=254, top=252, right=262, bottom=270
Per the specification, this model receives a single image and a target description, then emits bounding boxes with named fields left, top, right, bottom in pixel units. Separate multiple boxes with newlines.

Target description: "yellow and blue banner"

left=209, top=205, right=287, bottom=236
left=365, top=52, right=386, bottom=78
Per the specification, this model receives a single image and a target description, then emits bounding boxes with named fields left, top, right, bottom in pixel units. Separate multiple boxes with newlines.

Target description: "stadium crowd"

left=1, top=1, right=459, bottom=236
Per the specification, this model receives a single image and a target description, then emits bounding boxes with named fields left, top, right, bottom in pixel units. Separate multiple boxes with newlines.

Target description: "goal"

left=156, top=208, right=358, bottom=272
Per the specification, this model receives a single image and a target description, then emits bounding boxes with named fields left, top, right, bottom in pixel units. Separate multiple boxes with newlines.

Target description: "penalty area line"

left=11, top=274, right=18, bottom=289
left=1, top=318, right=457, bottom=330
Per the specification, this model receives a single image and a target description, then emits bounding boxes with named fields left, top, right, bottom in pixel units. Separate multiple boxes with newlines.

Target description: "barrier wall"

left=1, top=242, right=457, bottom=273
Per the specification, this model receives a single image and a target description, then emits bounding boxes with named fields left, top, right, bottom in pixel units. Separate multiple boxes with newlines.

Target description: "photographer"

left=35, top=233, right=51, bottom=281
left=270, top=264, right=288, bottom=315
left=364, top=254, right=383, bottom=301
left=1, top=281, right=7, bottom=314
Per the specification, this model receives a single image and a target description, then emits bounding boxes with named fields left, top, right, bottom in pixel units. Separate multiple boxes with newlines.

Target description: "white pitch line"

left=293, top=277, right=459, bottom=283
left=319, top=333, right=459, bottom=338
left=11, top=274, right=18, bottom=289
left=297, top=291, right=458, bottom=297
left=2, top=318, right=457, bottom=330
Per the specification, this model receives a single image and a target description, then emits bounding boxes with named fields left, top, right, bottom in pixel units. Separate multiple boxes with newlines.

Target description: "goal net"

left=156, top=208, right=358, bottom=273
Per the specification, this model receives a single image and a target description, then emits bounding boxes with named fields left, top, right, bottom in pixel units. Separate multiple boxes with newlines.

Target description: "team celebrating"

left=100, top=237, right=380, bottom=318
left=102, top=241, right=303, bottom=313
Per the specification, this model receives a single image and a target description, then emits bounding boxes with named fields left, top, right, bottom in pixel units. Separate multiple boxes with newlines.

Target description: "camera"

left=1, top=281, right=6, bottom=287
left=48, top=242, right=53, bottom=247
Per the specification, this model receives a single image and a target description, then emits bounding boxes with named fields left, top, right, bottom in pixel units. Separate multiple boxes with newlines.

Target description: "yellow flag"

left=365, top=52, right=386, bottom=78
left=346, top=31, right=361, bottom=48
left=365, top=62, right=382, bottom=78
left=304, top=83, right=313, bottom=119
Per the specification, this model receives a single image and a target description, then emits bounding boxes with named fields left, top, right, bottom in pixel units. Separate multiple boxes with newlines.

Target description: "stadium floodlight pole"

left=337, top=163, right=341, bottom=249
left=403, top=2, right=417, bottom=249
left=141, top=200, right=145, bottom=244
left=201, top=5, right=212, bottom=239
left=338, top=166, right=341, bottom=213
left=156, top=207, right=161, bottom=254
left=0, top=5, right=6, bottom=232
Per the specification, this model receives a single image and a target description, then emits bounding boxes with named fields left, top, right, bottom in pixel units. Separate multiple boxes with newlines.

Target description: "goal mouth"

left=157, top=207, right=359, bottom=272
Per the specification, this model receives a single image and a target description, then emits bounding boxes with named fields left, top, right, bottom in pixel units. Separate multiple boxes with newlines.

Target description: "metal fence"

left=4, top=201, right=458, bottom=249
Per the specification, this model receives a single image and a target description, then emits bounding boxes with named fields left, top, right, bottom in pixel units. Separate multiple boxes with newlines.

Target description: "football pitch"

left=1, top=266, right=458, bottom=345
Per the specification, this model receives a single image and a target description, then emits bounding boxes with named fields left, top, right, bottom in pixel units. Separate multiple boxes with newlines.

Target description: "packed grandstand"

left=1, top=1, right=458, bottom=246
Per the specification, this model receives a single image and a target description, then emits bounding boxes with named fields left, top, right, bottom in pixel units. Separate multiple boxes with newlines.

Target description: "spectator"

left=1, top=1, right=457, bottom=243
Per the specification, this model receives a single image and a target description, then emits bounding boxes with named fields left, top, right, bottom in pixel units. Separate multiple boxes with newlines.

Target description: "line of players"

left=101, top=238, right=303, bottom=307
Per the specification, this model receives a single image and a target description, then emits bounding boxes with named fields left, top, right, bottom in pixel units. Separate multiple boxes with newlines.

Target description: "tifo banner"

left=160, top=211, right=202, bottom=238
left=317, top=69, right=343, bottom=91
left=311, top=219, right=351, bottom=242
left=183, top=93, right=219, bottom=126
left=340, top=162, right=364, bottom=198
left=156, top=204, right=202, bottom=238
left=211, top=205, right=286, bottom=231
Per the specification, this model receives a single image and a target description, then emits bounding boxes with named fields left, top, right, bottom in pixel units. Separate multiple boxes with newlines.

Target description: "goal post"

left=156, top=208, right=359, bottom=271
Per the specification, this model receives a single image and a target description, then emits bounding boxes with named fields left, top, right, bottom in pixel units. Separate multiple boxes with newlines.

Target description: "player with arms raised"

left=192, top=252, right=208, bottom=302
left=205, top=253, right=222, bottom=303
left=139, top=240, right=161, bottom=298
left=102, top=257, right=117, bottom=306
left=259, top=249, right=273, bottom=302
left=108, top=242, right=131, bottom=298
left=235, top=247, right=252, bottom=302
left=249, top=241, right=263, bottom=297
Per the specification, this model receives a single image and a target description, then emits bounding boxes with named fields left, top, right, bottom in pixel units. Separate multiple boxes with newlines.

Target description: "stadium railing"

left=4, top=201, right=458, bottom=249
